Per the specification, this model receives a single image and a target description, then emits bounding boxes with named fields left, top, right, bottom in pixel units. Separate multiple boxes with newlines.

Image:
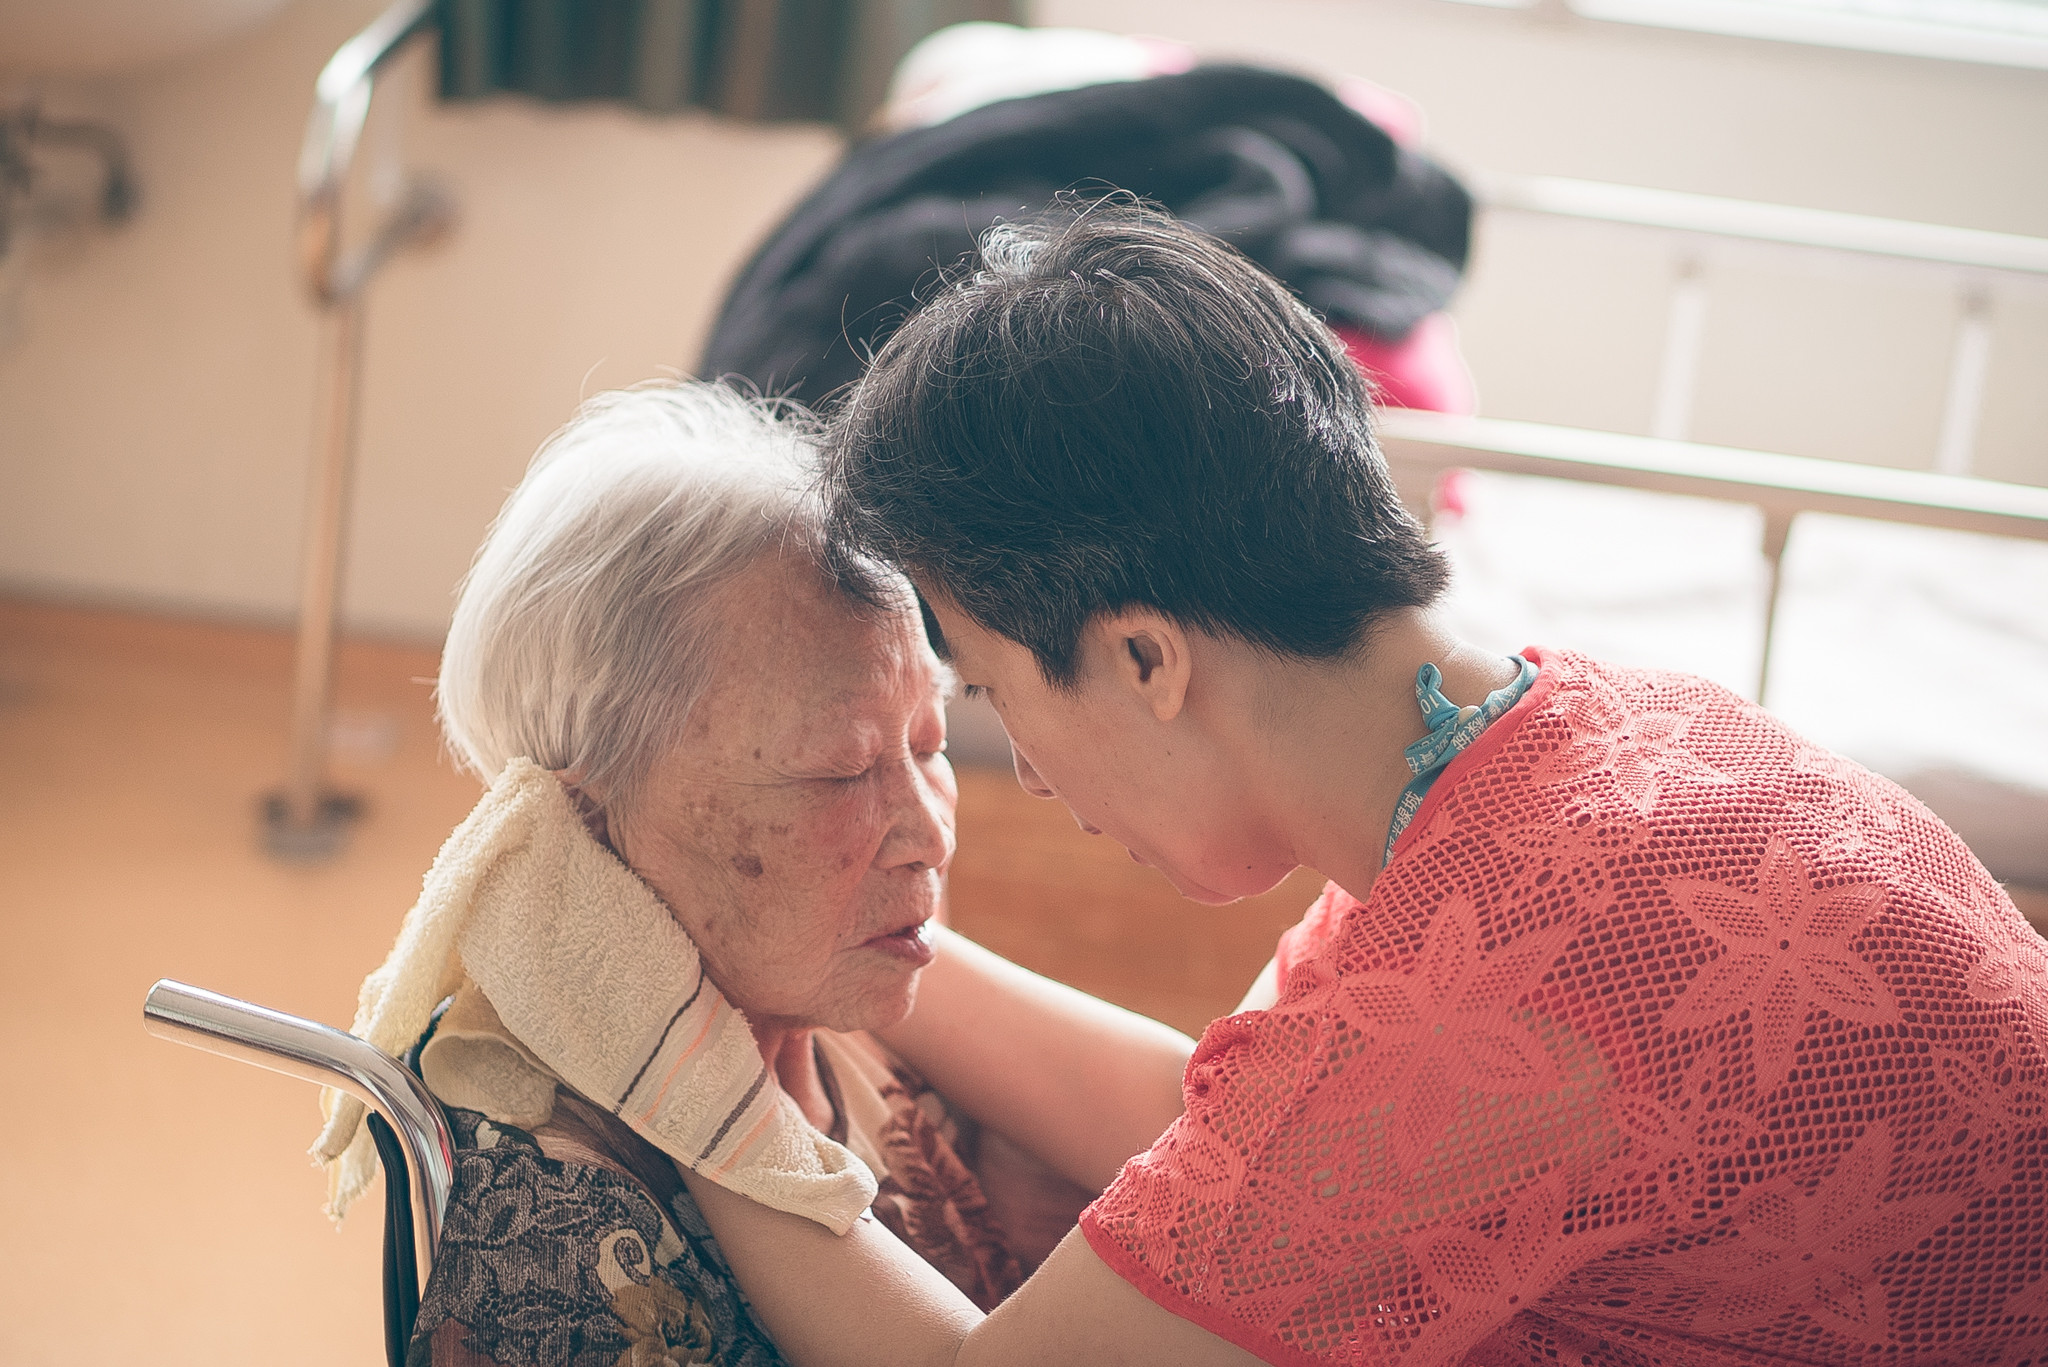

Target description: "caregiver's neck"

left=1202, top=607, right=1521, bottom=903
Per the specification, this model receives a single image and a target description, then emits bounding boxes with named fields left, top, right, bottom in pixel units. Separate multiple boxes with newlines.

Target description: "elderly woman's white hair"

left=437, top=380, right=892, bottom=809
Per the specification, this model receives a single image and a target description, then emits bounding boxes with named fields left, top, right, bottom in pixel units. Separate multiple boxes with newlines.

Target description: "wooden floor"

left=0, top=598, right=1320, bottom=1365
left=3, top=597, right=2040, bottom=1365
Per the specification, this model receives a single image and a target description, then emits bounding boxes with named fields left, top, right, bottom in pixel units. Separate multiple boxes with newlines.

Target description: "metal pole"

left=261, top=0, right=447, bottom=860
left=269, top=297, right=366, bottom=855
left=1652, top=255, right=1708, bottom=442
left=1934, top=288, right=1992, bottom=478
left=1756, top=508, right=1795, bottom=706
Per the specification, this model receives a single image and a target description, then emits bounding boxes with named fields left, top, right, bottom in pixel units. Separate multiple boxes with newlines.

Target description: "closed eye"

left=961, top=683, right=987, bottom=700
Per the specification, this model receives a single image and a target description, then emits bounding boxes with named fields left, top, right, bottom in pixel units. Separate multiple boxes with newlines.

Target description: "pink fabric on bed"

left=1335, top=315, right=1477, bottom=416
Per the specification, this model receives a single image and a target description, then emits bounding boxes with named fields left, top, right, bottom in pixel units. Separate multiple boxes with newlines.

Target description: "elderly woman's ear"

left=553, top=770, right=615, bottom=852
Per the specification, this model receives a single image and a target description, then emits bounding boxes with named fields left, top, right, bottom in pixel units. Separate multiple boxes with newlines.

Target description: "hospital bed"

left=1379, top=177, right=2048, bottom=888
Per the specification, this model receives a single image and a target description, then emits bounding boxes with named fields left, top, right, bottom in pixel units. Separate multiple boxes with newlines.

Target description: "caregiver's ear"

left=1095, top=608, right=1192, bottom=723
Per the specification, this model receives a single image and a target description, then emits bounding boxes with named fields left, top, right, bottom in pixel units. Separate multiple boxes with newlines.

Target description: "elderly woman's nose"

left=877, top=754, right=956, bottom=871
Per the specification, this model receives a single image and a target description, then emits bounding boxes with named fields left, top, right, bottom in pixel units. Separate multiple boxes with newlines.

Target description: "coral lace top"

left=1080, top=647, right=2048, bottom=1366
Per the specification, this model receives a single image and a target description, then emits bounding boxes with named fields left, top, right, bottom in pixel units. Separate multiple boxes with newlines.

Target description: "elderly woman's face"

left=610, top=552, right=957, bottom=1036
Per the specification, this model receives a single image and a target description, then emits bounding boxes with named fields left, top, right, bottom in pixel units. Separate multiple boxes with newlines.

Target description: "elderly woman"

left=335, top=383, right=1138, bottom=1367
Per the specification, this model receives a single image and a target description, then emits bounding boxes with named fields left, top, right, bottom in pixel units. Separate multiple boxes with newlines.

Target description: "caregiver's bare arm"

left=1234, top=957, right=1281, bottom=1014
left=679, top=1172, right=1264, bottom=1367
left=877, top=926, right=1196, bottom=1191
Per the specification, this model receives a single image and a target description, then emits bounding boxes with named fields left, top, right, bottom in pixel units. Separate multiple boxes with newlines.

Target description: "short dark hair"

left=822, top=198, right=1449, bottom=686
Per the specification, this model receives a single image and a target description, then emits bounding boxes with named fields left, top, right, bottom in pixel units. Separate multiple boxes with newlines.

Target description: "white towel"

left=309, top=758, right=878, bottom=1234
left=415, top=979, right=560, bottom=1130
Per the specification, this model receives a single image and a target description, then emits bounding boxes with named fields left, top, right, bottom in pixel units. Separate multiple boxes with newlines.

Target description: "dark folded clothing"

left=700, top=65, right=1473, bottom=405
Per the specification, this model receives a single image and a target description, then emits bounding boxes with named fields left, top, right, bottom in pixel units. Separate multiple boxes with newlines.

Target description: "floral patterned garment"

left=410, top=1032, right=1074, bottom=1366
left=410, top=1096, right=784, bottom=1367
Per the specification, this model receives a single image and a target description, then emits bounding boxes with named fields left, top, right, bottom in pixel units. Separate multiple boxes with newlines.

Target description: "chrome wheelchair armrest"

left=142, top=979, right=455, bottom=1361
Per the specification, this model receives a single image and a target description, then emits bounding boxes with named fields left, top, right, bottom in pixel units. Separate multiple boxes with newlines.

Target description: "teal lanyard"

left=1382, top=655, right=1538, bottom=867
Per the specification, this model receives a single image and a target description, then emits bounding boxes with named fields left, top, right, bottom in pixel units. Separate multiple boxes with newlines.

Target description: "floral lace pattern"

left=1083, top=648, right=2048, bottom=1367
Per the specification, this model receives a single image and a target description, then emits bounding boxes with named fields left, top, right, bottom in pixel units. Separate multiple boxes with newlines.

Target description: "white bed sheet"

left=1433, top=471, right=2048, bottom=887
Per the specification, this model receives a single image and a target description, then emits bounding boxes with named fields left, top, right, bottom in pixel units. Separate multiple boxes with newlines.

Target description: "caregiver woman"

left=674, top=203, right=2048, bottom=1367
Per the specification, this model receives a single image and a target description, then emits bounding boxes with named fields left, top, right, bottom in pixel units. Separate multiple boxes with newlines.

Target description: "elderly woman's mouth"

left=861, top=918, right=938, bottom=966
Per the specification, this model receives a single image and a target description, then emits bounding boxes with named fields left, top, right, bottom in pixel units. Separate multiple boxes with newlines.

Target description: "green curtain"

left=435, top=0, right=1021, bottom=130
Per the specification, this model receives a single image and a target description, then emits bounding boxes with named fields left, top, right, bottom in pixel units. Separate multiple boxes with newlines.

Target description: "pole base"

left=259, top=790, right=365, bottom=861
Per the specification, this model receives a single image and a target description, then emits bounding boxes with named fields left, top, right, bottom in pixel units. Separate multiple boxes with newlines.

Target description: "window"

left=1449, top=0, right=2048, bottom=68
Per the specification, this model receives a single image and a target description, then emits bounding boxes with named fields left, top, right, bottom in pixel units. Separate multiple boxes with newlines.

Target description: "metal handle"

left=297, top=0, right=448, bottom=306
left=271, top=0, right=453, bottom=852
left=142, top=979, right=454, bottom=1294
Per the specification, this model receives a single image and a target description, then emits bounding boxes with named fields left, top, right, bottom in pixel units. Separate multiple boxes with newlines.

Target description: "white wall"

left=1, top=0, right=2043, bottom=638
left=0, top=0, right=842, bottom=637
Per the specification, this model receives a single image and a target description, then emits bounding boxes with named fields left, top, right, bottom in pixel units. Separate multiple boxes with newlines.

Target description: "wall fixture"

left=0, top=103, right=136, bottom=344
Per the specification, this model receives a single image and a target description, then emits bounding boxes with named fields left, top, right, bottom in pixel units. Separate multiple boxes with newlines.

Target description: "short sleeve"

left=1079, top=891, right=1623, bottom=1366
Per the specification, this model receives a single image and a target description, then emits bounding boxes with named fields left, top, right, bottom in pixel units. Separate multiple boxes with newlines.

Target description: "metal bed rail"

left=1477, top=173, right=2048, bottom=476
left=1376, top=408, right=2048, bottom=699
left=141, top=979, right=455, bottom=1300
left=1481, top=173, right=2048, bottom=276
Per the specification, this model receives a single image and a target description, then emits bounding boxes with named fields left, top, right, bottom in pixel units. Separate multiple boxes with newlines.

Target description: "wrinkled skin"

left=605, top=550, right=957, bottom=1045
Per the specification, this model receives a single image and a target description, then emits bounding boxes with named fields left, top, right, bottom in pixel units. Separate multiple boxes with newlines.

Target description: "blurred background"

left=2, top=0, right=2044, bottom=1361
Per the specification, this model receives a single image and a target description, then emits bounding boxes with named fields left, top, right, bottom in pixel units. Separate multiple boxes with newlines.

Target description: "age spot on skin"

left=731, top=853, right=765, bottom=879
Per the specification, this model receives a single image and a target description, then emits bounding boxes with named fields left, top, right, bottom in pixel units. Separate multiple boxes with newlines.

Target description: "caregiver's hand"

left=678, top=1168, right=1266, bottom=1367
left=876, top=925, right=1197, bottom=1191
